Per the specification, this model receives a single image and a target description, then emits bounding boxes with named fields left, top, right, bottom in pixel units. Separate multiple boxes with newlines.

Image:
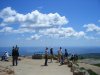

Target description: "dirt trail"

left=0, top=58, right=73, bottom=75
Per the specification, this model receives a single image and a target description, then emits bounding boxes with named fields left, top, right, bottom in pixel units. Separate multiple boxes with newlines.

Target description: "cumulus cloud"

left=0, top=7, right=68, bottom=28
left=84, top=24, right=100, bottom=32
left=0, top=7, right=17, bottom=19
left=39, top=27, right=86, bottom=38
left=0, top=27, right=35, bottom=33
left=0, top=7, right=90, bottom=40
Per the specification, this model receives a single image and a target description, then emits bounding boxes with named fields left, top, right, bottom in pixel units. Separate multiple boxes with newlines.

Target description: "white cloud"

left=27, top=34, right=41, bottom=40
left=0, top=27, right=35, bottom=33
left=1, top=7, right=94, bottom=40
left=39, top=27, right=86, bottom=38
left=0, top=27, right=13, bottom=32
left=0, top=7, right=68, bottom=28
left=0, top=7, right=17, bottom=19
left=84, top=24, right=100, bottom=32
left=74, top=31, right=85, bottom=38
left=14, top=28, right=35, bottom=33
left=4, top=16, right=16, bottom=23
left=0, top=7, right=69, bottom=40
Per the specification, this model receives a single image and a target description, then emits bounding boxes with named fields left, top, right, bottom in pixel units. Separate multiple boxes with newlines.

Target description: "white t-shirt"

left=58, top=49, right=62, bottom=55
left=5, top=52, right=9, bottom=58
left=45, top=50, right=48, bottom=55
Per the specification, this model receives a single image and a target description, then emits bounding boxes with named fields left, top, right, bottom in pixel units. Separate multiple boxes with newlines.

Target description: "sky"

left=0, top=0, right=100, bottom=47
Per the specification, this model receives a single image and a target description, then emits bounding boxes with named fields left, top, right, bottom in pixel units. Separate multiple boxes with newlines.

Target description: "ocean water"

left=0, top=47, right=100, bottom=56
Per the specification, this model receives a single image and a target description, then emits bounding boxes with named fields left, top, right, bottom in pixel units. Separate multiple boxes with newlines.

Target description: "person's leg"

left=15, top=57, right=18, bottom=66
left=46, top=58, right=48, bottom=65
left=1, top=56, right=4, bottom=61
left=52, top=55, right=53, bottom=62
left=50, top=55, right=52, bottom=62
left=44, top=55, right=47, bottom=66
left=44, top=58, right=47, bottom=65
left=58, top=55, right=60, bottom=62
left=44, top=55, right=46, bottom=65
left=12, top=57, right=15, bottom=66
left=60, top=56, right=62, bottom=65
left=59, top=55, right=61, bottom=63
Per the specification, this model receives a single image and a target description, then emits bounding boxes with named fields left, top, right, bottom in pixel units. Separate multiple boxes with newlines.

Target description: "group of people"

left=57, top=47, right=68, bottom=65
left=12, top=45, right=19, bottom=66
left=1, top=46, right=78, bottom=67
left=70, top=54, right=78, bottom=63
left=44, top=47, right=69, bottom=66
left=1, top=45, right=19, bottom=66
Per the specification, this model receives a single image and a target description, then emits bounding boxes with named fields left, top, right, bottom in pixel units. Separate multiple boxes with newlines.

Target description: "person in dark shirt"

left=12, top=45, right=19, bottom=66
left=50, top=48, right=53, bottom=63
left=64, top=49, right=68, bottom=58
left=74, top=54, right=78, bottom=63
left=44, top=47, right=48, bottom=66
left=70, top=55, right=74, bottom=61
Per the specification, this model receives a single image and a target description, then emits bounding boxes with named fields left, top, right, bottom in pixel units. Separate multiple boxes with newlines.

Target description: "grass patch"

left=87, top=69, right=98, bottom=75
left=93, top=64, right=100, bottom=67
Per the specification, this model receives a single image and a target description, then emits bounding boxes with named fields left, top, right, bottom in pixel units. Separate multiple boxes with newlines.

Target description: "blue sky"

left=0, top=0, right=100, bottom=47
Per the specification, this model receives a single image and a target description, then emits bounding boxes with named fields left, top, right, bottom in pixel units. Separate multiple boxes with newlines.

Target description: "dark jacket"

left=12, top=49, right=19, bottom=57
left=50, top=49, right=53, bottom=55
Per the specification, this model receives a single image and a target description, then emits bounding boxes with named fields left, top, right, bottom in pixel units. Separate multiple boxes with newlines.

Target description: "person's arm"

left=18, top=52, right=19, bottom=56
left=12, top=50, right=14, bottom=56
left=17, top=51, right=19, bottom=57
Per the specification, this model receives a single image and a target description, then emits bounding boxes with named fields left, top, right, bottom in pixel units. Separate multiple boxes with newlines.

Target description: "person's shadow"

left=41, top=65, right=48, bottom=67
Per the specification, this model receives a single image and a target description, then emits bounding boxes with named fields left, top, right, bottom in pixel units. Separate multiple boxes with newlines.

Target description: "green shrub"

left=93, top=64, right=100, bottom=67
left=87, top=69, right=98, bottom=75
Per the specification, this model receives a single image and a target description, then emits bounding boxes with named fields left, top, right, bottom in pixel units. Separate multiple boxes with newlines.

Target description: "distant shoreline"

left=0, top=47, right=100, bottom=56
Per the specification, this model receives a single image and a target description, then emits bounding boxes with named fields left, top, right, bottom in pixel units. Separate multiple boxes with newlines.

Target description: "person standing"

left=74, top=54, right=78, bottom=63
left=70, top=55, right=74, bottom=62
left=60, top=53, right=64, bottom=65
left=64, top=49, right=68, bottom=58
left=44, top=47, right=48, bottom=66
left=50, top=48, right=53, bottom=63
left=58, top=47, right=62, bottom=62
left=12, top=45, right=19, bottom=66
